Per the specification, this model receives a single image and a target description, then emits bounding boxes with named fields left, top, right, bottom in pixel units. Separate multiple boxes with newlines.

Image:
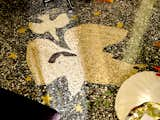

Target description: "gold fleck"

left=8, top=52, right=17, bottom=59
left=93, top=11, right=101, bottom=16
left=25, top=76, right=32, bottom=82
left=71, top=15, right=78, bottom=20
left=75, top=104, right=83, bottom=113
left=28, top=22, right=32, bottom=29
left=17, top=27, right=27, bottom=34
left=41, top=94, right=52, bottom=106
left=116, top=22, right=124, bottom=28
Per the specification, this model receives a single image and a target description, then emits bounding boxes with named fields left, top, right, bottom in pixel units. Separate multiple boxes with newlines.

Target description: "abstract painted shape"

left=29, top=13, right=69, bottom=41
left=26, top=39, right=85, bottom=96
left=115, top=71, right=160, bottom=120
left=27, top=11, right=145, bottom=97
left=64, top=24, right=138, bottom=85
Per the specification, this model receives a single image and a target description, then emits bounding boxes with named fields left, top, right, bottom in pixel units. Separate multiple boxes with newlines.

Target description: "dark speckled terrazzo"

left=0, top=0, right=160, bottom=120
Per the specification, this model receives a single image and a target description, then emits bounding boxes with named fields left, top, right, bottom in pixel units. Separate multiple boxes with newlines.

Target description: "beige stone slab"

left=26, top=39, right=85, bottom=96
left=64, top=24, right=139, bottom=85
left=27, top=23, right=144, bottom=95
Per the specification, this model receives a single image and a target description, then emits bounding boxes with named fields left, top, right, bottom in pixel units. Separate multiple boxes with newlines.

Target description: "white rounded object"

left=115, top=71, right=160, bottom=120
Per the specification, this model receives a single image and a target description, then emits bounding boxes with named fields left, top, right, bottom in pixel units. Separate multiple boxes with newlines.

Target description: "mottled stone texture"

left=0, top=0, right=160, bottom=120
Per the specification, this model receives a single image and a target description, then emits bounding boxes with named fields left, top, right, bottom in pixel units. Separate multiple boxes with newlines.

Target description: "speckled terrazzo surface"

left=0, top=0, right=160, bottom=120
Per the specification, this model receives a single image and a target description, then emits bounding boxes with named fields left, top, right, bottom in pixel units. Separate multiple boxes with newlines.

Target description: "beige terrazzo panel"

left=26, top=39, right=85, bottom=97
left=64, top=24, right=138, bottom=85
left=27, top=40, right=45, bottom=85
left=27, top=13, right=85, bottom=96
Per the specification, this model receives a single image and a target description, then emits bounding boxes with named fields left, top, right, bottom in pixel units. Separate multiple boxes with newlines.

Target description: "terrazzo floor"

left=0, top=0, right=160, bottom=120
